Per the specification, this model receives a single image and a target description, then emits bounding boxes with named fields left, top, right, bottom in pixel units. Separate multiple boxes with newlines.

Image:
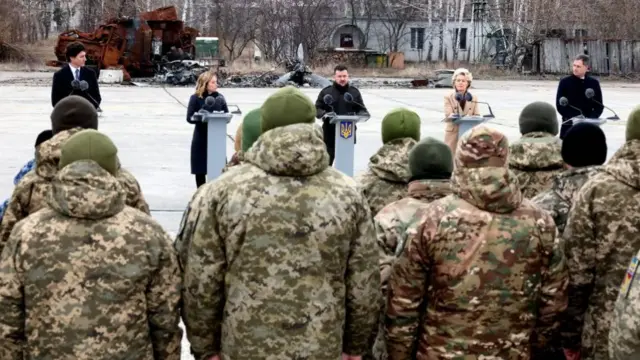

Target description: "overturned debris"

left=0, top=41, right=38, bottom=64
left=46, top=6, right=199, bottom=80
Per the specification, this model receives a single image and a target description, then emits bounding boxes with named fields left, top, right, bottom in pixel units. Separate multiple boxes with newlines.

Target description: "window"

left=455, top=28, right=468, bottom=50
left=410, top=27, right=425, bottom=50
left=340, top=34, right=354, bottom=48
left=575, top=29, right=588, bottom=38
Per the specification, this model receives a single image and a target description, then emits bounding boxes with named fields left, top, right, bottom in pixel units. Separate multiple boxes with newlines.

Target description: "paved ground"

left=0, top=75, right=638, bottom=358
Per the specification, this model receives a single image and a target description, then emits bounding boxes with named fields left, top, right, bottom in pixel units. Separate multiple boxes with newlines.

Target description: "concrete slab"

left=0, top=78, right=638, bottom=359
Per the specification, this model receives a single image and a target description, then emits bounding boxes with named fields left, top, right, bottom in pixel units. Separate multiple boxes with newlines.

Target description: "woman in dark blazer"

left=186, top=71, right=229, bottom=188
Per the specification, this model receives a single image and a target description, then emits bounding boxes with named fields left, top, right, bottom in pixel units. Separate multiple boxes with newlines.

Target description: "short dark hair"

left=35, top=130, right=53, bottom=147
left=334, top=64, right=348, bottom=73
left=66, top=42, right=86, bottom=62
left=575, top=54, right=590, bottom=66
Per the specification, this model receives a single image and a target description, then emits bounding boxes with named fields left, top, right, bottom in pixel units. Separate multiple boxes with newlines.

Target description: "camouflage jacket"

left=531, top=166, right=602, bottom=234
left=609, top=249, right=640, bottom=360
left=0, top=128, right=150, bottom=252
left=372, top=178, right=451, bottom=360
left=562, top=140, right=640, bottom=359
left=221, top=150, right=244, bottom=173
left=356, top=137, right=416, bottom=216
left=0, top=160, right=182, bottom=360
left=176, top=123, right=380, bottom=360
left=385, top=166, right=568, bottom=359
left=509, top=132, right=565, bottom=199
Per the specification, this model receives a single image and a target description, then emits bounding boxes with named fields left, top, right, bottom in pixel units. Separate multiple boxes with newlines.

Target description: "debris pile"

left=46, top=6, right=199, bottom=81
left=0, top=41, right=37, bottom=63
left=155, top=60, right=208, bottom=85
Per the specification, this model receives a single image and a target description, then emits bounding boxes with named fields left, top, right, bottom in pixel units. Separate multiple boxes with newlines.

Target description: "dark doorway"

left=340, top=34, right=354, bottom=48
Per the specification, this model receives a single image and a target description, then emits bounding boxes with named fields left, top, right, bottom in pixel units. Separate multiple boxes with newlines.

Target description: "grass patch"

left=0, top=38, right=57, bottom=71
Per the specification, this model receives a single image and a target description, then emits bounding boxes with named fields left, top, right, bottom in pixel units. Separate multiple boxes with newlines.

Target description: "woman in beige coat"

left=443, top=68, right=480, bottom=154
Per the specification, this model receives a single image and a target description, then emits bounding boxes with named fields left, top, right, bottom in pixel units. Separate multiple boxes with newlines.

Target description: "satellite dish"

left=297, top=43, right=304, bottom=62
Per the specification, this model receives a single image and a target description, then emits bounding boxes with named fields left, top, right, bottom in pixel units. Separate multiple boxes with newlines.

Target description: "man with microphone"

left=51, top=42, right=102, bottom=110
left=315, top=64, right=368, bottom=165
left=555, top=54, right=603, bottom=139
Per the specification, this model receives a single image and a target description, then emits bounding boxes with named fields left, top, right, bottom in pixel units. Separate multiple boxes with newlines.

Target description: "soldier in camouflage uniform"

left=371, top=137, right=453, bottom=360
left=385, top=125, right=568, bottom=359
left=609, top=249, right=640, bottom=360
left=178, top=87, right=379, bottom=360
left=562, top=107, right=640, bottom=360
left=509, top=101, right=565, bottom=198
left=532, top=122, right=607, bottom=234
left=0, top=96, right=149, bottom=251
left=356, top=108, right=420, bottom=216
left=223, top=108, right=261, bottom=173
left=0, top=129, right=182, bottom=360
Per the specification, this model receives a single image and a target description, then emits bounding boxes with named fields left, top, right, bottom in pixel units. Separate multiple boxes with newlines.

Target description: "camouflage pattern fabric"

left=221, top=150, right=244, bottom=173
left=561, top=140, right=640, bottom=359
left=385, top=126, right=568, bottom=359
left=609, top=249, right=640, bottom=360
left=531, top=165, right=602, bottom=235
left=0, top=160, right=182, bottom=360
left=372, top=178, right=451, bottom=360
left=356, top=137, right=417, bottom=216
left=508, top=131, right=564, bottom=199
left=0, top=159, right=35, bottom=222
left=177, top=123, right=380, bottom=360
left=0, top=128, right=150, bottom=252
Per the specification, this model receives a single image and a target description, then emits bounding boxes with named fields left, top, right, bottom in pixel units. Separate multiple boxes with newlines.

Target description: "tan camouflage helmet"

left=455, top=125, right=509, bottom=168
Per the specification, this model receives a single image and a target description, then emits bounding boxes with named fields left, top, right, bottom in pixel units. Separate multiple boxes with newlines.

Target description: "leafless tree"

left=373, top=0, right=420, bottom=53
left=254, top=0, right=293, bottom=63
left=346, top=0, right=373, bottom=48
left=206, top=0, right=256, bottom=64
left=288, top=0, right=333, bottom=64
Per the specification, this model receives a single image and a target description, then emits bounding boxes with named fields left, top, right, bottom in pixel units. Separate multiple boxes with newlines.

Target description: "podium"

left=569, top=116, right=619, bottom=127
left=327, top=113, right=371, bottom=176
left=191, top=105, right=242, bottom=181
left=448, top=114, right=493, bottom=139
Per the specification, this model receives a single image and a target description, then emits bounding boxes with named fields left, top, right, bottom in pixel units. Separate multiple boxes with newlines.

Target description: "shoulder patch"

left=620, top=256, right=640, bottom=299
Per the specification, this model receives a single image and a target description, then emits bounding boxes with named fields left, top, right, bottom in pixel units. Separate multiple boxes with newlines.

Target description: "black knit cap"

left=409, top=137, right=453, bottom=180
left=561, top=123, right=607, bottom=167
left=50, top=95, right=98, bottom=134
left=518, top=101, right=559, bottom=135
left=34, top=130, right=53, bottom=147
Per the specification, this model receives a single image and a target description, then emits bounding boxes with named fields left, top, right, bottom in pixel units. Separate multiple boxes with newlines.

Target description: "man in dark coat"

left=555, top=54, right=604, bottom=139
left=314, top=65, right=368, bottom=165
left=186, top=72, right=228, bottom=187
left=51, top=42, right=102, bottom=110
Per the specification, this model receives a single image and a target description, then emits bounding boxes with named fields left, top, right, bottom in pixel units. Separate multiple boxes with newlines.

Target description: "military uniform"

left=0, top=130, right=182, bottom=360
left=178, top=87, right=379, bottom=360
left=609, top=249, right=640, bottom=359
left=223, top=108, right=261, bottom=174
left=508, top=102, right=564, bottom=199
left=385, top=126, right=568, bottom=359
left=562, top=108, right=640, bottom=359
left=0, top=127, right=149, bottom=251
left=357, top=108, right=421, bottom=216
left=372, top=137, right=453, bottom=360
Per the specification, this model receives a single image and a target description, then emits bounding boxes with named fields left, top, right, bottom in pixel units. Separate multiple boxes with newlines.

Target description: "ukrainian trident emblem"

left=340, top=121, right=353, bottom=139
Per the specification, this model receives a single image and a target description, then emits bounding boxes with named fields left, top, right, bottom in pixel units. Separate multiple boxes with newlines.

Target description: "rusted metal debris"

left=46, top=6, right=199, bottom=81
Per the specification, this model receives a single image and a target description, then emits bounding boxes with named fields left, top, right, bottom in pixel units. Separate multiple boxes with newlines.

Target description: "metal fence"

left=532, top=38, right=640, bottom=74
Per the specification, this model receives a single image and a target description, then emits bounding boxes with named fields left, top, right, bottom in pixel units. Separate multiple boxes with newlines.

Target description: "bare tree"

left=288, top=0, right=334, bottom=64
left=373, top=0, right=420, bottom=53
left=346, top=0, right=373, bottom=48
left=254, top=0, right=293, bottom=63
left=207, top=0, right=256, bottom=64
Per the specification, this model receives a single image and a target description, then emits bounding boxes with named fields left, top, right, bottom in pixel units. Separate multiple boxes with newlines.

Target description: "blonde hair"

left=234, top=124, right=243, bottom=152
left=195, top=71, right=217, bottom=98
left=452, top=68, right=472, bottom=89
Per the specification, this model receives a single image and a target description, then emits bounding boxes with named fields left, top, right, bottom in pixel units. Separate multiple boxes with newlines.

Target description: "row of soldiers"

left=0, top=87, right=639, bottom=360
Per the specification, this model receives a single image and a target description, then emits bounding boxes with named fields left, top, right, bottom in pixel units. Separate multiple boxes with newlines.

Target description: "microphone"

left=323, top=94, right=335, bottom=114
left=71, top=79, right=80, bottom=90
left=79, top=80, right=89, bottom=91
left=559, top=97, right=584, bottom=122
left=585, top=88, right=619, bottom=120
left=343, top=92, right=368, bottom=115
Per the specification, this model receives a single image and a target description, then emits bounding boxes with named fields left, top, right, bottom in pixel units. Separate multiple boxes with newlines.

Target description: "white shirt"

left=69, top=64, right=81, bottom=80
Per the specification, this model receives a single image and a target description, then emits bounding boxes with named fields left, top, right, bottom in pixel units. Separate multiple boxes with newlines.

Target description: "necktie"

left=75, top=69, right=80, bottom=81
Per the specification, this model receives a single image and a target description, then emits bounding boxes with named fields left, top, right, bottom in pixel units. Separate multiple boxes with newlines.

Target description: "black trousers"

left=195, top=174, right=206, bottom=188
left=560, top=119, right=573, bottom=139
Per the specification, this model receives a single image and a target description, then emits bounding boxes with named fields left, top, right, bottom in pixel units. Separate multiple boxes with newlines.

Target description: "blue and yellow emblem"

left=340, top=121, right=353, bottom=139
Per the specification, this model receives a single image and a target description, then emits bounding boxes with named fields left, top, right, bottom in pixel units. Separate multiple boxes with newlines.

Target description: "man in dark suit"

left=555, top=54, right=604, bottom=139
left=314, top=64, right=368, bottom=165
left=51, top=42, right=102, bottom=110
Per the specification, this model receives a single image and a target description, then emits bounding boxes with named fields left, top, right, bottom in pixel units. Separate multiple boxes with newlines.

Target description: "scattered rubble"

left=46, top=6, right=199, bottom=81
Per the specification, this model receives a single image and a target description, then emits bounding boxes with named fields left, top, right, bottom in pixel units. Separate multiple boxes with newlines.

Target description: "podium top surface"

left=328, top=114, right=370, bottom=124
left=192, top=112, right=234, bottom=123
left=448, top=115, right=489, bottom=124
